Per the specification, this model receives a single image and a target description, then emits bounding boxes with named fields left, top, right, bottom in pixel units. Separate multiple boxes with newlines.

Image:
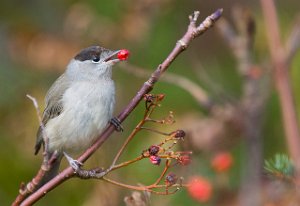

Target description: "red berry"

left=211, top=152, right=233, bottom=172
left=187, top=176, right=213, bottom=203
left=117, top=49, right=130, bottom=61
left=149, top=155, right=161, bottom=165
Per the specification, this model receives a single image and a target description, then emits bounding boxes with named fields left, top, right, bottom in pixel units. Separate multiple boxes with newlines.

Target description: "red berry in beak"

left=117, top=49, right=130, bottom=61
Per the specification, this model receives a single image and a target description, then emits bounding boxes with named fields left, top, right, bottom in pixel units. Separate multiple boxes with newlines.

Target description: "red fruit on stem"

left=211, top=152, right=233, bottom=172
left=187, top=176, right=213, bottom=203
left=117, top=49, right=130, bottom=61
left=149, top=155, right=161, bottom=165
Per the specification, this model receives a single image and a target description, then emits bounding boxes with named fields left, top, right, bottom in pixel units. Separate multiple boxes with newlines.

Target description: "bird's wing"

left=35, top=74, right=70, bottom=155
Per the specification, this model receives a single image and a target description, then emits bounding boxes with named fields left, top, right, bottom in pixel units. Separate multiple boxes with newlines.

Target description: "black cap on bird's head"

left=74, top=46, right=121, bottom=64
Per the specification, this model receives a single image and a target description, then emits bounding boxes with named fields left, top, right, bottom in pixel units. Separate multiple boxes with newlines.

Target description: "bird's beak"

left=103, top=50, right=121, bottom=63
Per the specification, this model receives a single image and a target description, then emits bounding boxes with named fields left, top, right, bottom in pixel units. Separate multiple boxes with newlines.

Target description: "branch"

left=110, top=94, right=158, bottom=167
left=120, top=63, right=211, bottom=109
left=217, top=7, right=270, bottom=205
left=17, top=9, right=223, bottom=205
left=260, top=0, right=300, bottom=185
left=285, top=14, right=300, bottom=63
left=216, top=6, right=255, bottom=76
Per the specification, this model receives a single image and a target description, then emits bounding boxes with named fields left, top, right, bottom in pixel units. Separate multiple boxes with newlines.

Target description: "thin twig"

left=26, top=95, right=48, bottom=153
left=102, top=176, right=183, bottom=194
left=111, top=156, right=145, bottom=171
left=285, top=15, right=300, bottom=63
left=152, top=160, right=171, bottom=185
left=140, top=127, right=170, bottom=136
left=111, top=101, right=155, bottom=167
left=17, top=9, right=223, bottom=205
left=120, top=63, right=211, bottom=108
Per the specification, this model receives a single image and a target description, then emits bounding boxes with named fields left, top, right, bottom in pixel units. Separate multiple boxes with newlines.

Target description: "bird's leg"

left=63, top=152, right=83, bottom=172
left=64, top=152, right=106, bottom=179
left=110, top=117, right=123, bottom=132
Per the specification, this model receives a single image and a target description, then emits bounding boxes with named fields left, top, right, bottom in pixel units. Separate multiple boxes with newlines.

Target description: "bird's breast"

left=46, top=80, right=115, bottom=153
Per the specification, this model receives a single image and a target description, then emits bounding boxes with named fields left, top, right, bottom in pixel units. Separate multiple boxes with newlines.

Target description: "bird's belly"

left=46, top=81, right=115, bottom=154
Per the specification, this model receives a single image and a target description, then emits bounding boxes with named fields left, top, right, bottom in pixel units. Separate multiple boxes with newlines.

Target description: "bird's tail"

left=35, top=154, right=62, bottom=190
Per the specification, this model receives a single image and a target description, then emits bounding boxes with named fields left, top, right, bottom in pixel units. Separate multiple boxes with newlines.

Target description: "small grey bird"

left=35, top=46, right=125, bottom=187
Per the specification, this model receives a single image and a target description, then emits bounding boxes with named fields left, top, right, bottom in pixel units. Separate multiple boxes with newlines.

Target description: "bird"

left=34, top=45, right=128, bottom=188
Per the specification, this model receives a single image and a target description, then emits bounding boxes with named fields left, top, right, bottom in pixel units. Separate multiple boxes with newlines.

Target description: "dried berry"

left=144, top=94, right=155, bottom=103
left=178, top=155, right=191, bottom=166
left=148, top=145, right=160, bottom=156
left=165, top=173, right=178, bottom=186
left=149, top=155, right=161, bottom=165
left=117, top=49, right=130, bottom=61
left=169, top=130, right=185, bottom=139
left=175, top=130, right=186, bottom=139
left=157, top=94, right=165, bottom=101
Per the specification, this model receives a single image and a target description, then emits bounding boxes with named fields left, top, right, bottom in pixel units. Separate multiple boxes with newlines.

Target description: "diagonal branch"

left=285, top=15, right=300, bottom=63
left=16, top=9, right=223, bottom=206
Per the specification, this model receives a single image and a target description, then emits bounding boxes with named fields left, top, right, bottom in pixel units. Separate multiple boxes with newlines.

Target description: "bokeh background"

left=1, top=0, right=300, bottom=205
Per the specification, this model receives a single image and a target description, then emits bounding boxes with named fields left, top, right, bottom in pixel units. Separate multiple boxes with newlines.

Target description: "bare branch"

left=260, top=0, right=300, bottom=186
left=286, top=14, right=300, bottom=63
left=216, top=18, right=237, bottom=50
left=120, top=63, right=211, bottom=108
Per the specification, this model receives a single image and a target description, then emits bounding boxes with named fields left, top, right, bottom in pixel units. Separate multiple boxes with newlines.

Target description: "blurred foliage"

left=1, top=0, right=300, bottom=205
left=264, top=154, right=294, bottom=181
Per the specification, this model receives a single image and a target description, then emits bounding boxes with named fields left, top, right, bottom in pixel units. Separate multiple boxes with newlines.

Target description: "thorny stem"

left=17, top=9, right=223, bottom=206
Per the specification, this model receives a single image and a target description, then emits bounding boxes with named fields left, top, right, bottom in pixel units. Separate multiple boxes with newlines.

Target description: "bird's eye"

left=92, top=56, right=100, bottom=62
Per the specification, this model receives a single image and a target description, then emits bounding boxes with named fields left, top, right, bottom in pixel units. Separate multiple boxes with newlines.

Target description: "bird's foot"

left=64, top=152, right=106, bottom=179
left=63, top=152, right=83, bottom=172
left=110, top=117, right=123, bottom=132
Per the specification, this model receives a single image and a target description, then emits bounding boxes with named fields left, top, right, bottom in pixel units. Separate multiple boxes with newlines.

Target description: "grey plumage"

left=34, top=46, right=121, bottom=188
left=35, top=74, right=71, bottom=155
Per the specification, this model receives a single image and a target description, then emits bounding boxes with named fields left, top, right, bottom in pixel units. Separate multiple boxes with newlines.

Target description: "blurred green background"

left=1, top=0, right=300, bottom=205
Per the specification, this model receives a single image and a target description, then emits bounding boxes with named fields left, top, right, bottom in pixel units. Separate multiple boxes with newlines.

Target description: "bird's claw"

left=63, top=152, right=83, bottom=172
